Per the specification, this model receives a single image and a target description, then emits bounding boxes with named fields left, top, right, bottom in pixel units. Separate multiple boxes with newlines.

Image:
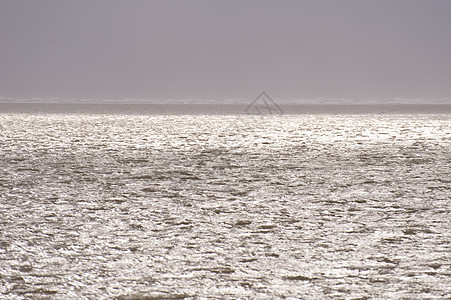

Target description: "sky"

left=1, top=0, right=451, bottom=101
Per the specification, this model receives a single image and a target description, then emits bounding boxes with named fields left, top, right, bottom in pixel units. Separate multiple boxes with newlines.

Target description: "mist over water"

left=1, top=107, right=451, bottom=299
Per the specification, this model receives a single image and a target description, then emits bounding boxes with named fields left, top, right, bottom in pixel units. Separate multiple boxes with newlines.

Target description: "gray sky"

left=1, top=0, right=451, bottom=101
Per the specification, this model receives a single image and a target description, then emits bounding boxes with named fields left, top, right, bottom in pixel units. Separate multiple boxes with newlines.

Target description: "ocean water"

left=0, top=106, right=451, bottom=299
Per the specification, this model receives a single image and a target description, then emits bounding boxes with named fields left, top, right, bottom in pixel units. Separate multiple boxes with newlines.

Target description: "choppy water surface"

left=1, top=112, right=451, bottom=299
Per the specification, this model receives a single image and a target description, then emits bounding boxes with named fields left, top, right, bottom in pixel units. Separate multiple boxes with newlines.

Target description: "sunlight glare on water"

left=0, top=112, right=451, bottom=299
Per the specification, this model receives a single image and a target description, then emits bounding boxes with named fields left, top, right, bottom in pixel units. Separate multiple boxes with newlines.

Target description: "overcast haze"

left=1, top=0, right=451, bottom=101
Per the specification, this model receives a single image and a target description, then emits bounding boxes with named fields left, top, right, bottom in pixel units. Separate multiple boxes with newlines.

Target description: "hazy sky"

left=1, top=0, right=451, bottom=101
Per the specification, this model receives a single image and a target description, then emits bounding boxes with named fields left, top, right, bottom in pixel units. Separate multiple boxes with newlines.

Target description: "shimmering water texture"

left=1, top=113, right=451, bottom=299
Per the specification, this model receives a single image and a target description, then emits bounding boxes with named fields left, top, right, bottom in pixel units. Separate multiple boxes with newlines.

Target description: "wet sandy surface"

left=1, top=113, right=451, bottom=299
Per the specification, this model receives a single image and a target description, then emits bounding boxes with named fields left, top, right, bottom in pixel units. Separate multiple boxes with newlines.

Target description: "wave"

left=1, top=96, right=451, bottom=105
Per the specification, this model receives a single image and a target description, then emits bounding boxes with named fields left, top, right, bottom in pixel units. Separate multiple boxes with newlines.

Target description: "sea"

left=0, top=103, right=450, bottom=299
